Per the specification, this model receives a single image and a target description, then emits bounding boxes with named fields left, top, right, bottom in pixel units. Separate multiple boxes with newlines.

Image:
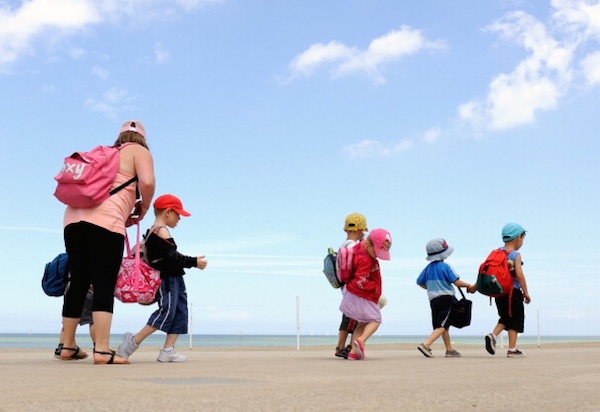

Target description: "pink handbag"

left=114, top=222, right=161, bottom=305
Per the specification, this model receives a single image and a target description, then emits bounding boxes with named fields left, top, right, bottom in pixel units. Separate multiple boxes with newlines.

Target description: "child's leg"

left=441, top=329, right=453, bottom=351
left=423, top=327, right=445, bottom=348
left=353, top=322, right=380, bottom=347
left=337, top=330, right=348, bottom=347
left=134, top=324, right=158, bottom=346
left=508, top=329, right=518, bottom=349
left=164, top=334, right=180, bottom=349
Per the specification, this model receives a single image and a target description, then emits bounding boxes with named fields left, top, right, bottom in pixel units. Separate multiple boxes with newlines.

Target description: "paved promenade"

left=1, top=345, right=599, bottom=411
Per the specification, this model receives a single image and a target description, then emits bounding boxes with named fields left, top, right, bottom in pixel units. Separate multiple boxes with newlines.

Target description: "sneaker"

left=117, top=332, right=139, bottom=359
left=445, top=349, right=462, bottom=358
left=507, top=349, right=525, bottom=358
left=157, top=348, right=187, bottom=362
left=418, top=343, right=433, bottom=358
left=347, top=353, right=361, bottom=360
left=485, top=333, right=496, bottom=355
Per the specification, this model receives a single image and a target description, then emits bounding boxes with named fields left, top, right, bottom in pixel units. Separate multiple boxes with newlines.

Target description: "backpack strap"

left=109, top=142, right=140, bottom=196
left=109, top=176, right=138, bottom=196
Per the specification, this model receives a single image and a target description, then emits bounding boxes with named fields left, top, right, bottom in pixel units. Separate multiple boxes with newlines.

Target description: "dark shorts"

left=79, top=290, right=94, bottom=326
left=429, top=295, right=454, bottom=330
left=495, top=289, right=525, bottom=333
left=339, top=313, right=357, bottom=333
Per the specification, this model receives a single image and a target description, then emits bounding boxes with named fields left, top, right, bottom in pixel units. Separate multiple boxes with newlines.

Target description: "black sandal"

left=59, top=346, right=88, bottom=360
left=54, top=343, right=64, bottom=359
left=93, top=349, right=129, bottom=365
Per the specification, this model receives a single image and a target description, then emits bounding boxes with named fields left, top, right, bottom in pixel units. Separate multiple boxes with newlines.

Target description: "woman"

left=59, top=120, right=155, bottom=364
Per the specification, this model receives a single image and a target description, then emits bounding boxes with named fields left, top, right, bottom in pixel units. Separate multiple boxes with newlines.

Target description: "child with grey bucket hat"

left=416, top=238, right=476, bottom=358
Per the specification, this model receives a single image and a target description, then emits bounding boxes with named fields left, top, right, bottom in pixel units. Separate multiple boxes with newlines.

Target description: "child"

left=117, top=194, right=207, bottom=362
left=416, top=238, right=476, bottom=358
left=484, top=223, right=531, bottom=358
left=339, top=228, right=392, bottom=360
left=335, top=213, right=367, bottom=359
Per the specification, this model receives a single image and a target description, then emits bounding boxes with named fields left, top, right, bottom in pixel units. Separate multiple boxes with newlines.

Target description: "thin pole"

left=537, top=309, right=541, bottom=347
left=296, top=296, right=300, bottom=351
left=189, top=302, right=193, bottom=349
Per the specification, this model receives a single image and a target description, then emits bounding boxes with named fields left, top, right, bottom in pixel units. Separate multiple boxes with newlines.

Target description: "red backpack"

left=53, top=144, right=137, bottom=208
left=476, top=248, right=515, bottom=314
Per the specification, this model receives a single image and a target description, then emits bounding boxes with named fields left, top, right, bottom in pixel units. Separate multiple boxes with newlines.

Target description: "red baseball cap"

left=153, top=194, right=191, bottom=217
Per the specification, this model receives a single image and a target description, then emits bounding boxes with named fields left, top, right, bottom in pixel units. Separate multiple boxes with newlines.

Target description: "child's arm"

left=453, top=279, right=476, bottom=293
left=513, top=254, right=531, bottom=303
left=154, top=228, right=207, bottom=270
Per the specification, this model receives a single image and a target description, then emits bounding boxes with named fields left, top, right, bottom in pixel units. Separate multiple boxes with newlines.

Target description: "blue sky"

left=1, top=0, right=599, bottom=338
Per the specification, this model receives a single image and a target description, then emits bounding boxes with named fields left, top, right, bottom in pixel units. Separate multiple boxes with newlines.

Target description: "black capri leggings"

left=63, top=222, right=124, bottom=317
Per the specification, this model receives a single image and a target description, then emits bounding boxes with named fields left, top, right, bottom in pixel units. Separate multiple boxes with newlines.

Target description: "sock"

left=163, top=347, right=174, bottom=352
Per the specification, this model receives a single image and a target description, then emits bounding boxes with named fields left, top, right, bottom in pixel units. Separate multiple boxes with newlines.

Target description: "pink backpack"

left=336, top=243, right=359, bottom=285
left=53, top=144, right=137, bottom=208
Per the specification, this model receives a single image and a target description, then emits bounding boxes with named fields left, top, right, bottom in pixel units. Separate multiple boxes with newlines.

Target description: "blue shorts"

left=147, top=276, right=188, bottom=335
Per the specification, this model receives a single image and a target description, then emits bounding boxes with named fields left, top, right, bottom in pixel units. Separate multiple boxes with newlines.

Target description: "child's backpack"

left=336, top=244, right=357, bottom=286
left=42, top=253, right=69, bottom=297
left=323, top=247, right=341, bottom=288
left=476, top=248, right=513, bottom=297
left=476, top=248, right=515, bottom=314
left=53, top=144, right=137, bottom=208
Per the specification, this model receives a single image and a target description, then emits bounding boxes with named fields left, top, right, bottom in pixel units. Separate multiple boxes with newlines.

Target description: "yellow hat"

left=344, top=213, right=368, bottom=231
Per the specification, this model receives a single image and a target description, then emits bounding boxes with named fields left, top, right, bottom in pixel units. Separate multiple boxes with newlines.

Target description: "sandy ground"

left=0, top=343, right=598, bottom=412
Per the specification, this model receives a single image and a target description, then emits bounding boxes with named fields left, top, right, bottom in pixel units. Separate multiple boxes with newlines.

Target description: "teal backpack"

left=323, top=247, right=341, bottom=288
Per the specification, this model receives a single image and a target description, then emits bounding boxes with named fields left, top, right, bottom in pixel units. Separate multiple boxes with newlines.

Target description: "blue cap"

left=502, top=223, right=526, bottom=242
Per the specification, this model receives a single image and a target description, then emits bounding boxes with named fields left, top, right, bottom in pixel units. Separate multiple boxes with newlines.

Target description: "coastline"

left=0, top=346, right=598, bottom=411
left=1, top=333, right=598, bottom=350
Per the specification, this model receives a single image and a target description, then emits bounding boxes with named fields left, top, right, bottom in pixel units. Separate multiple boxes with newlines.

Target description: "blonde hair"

left=114, top=131, right=149, bottom=150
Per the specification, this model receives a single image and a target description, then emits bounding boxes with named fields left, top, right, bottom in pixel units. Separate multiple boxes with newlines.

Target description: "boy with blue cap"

left=484, top=223, right=531, bottom=358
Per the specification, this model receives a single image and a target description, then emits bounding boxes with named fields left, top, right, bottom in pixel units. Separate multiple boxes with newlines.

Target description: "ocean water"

left=0, top=333, right=598, bottom=350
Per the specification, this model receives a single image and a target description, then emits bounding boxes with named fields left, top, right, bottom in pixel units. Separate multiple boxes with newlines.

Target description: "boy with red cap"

left=117, top=194, right=207, bottom=362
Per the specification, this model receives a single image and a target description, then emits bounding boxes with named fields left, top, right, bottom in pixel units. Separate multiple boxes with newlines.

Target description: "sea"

left=0, top=333, right=598, bottom=350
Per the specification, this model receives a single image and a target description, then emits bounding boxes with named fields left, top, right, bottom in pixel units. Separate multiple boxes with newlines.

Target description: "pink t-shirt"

left=63, top=170, right=136, bottom=235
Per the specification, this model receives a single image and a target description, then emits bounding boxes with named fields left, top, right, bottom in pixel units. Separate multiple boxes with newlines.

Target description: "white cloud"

left=289, top=41, right=357, bottom=77
left=581, top=51, right=600, bottom=85
left=343, top=139, right=413, bottom=159
left=84, top=86, right=136, bottom=118
left=288, top=26, right=444, bottom=84
left=91, top=65, right=110, bottom=80
left=0, top=0, right=219, bottom=66
left=422, top=128, right=442, bottom=143
left=154, top=42, right=170, bottom=64
left=551, top=0, right=600, bottom=41
left=0, top=0, right=100, bottom=64
left=458, top=11, right=573, bottom=131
